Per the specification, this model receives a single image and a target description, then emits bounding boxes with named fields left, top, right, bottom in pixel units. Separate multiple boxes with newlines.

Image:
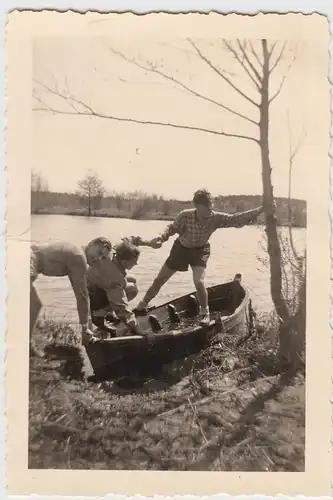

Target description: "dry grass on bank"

left=29, top=316, right=305, bottom=471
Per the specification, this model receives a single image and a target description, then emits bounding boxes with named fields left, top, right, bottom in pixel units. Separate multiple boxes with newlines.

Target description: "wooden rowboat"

left=85, top=274, right=250, bottom=381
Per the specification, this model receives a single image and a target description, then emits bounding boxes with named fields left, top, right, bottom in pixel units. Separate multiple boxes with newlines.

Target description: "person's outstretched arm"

left=123, top=212, right=185, bottom=249
left=67, top=254, right=94, bottom=335
left=214, top=205, right=264, bottom=228
left=122, top=235, right=161, bottom=248
left=149, top=211, right=185, bottom=247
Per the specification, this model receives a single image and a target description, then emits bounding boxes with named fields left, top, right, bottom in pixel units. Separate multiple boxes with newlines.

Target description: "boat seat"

left=186, top=294, right=199, bottom=318
left=167, top=304, right=181, bottom=323
left=148, top=314, right=163, bottom=332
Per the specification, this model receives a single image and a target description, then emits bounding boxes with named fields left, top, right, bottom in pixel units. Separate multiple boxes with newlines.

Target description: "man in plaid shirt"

left=136, top=189, right=264, bottom=325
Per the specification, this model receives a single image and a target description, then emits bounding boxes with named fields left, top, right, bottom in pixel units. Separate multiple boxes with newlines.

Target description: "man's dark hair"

left=115, top=240, right=140, bottom=262
left=193, top=189, right=213, bottom=207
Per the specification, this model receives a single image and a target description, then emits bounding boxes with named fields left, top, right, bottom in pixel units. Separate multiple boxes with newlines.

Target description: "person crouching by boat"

left=86, top=239, right=145, bottom=336
left=30, top=237, right=112, bottom=358
left=136, top=189, right=264, bottom=325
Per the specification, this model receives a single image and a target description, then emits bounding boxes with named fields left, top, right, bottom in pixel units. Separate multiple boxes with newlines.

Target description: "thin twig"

left=286, top=109, right=306, bottom=263
left=196, top=410, right=234, bottom=430
left=188, top=38, right=260, bottom=108
left=34, top=79, right=94, bottom=114
left=269, top=49, right=296, bottom=104
left=268, top=75, right=287, bottom=103
left=236, top=39, right=262, bottom=84
left=33, top=101, right=259, bottom=143
left=66, top=437, right=72, bottom=468
left=223, top=40, right=261, bottom=90
left=249, top=41, right=263, bottom=67
left=268, top=41, right=278, bottom=59
left=107, top=46, right=258, bottom=125
left=54, top=413, right=67, bottom=424
left=188, top=397, right=208, bottom=443
left=269, top=41, right=287, bottom=74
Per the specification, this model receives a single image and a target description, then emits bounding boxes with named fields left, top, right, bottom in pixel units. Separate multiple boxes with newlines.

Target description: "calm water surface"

left=31, top=214, right=306, bottom=324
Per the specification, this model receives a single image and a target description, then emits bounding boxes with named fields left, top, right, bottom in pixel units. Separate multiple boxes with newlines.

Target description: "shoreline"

left=31, top=211, right=306, bottom=228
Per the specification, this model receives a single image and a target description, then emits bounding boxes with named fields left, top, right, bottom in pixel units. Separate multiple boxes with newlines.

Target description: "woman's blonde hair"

left=87, top=237, right=112, bottom=252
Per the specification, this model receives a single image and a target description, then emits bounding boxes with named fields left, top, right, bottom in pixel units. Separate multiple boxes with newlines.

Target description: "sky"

left=32, top=36, right=327, bottom=201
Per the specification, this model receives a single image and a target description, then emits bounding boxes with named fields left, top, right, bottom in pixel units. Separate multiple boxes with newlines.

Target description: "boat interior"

left=91, top=279, right=246, bottom=340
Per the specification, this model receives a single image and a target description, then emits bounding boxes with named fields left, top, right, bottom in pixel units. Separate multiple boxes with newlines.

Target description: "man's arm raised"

left=214, top=205, right=264, bottom=229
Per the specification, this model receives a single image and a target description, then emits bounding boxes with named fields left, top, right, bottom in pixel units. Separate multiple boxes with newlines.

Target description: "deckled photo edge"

left=3, top=9, right=333, bottom=497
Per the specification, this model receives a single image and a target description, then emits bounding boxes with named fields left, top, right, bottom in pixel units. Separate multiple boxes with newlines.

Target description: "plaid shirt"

left=159, top=206, right=263, bottom=248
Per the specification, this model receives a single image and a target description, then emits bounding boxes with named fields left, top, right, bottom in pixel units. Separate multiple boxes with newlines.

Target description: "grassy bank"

left=29, top=316, right=305, bottom=471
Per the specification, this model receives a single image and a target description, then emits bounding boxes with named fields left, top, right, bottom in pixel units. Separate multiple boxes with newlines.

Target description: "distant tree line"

left=31, top=169, right=306, bottom=227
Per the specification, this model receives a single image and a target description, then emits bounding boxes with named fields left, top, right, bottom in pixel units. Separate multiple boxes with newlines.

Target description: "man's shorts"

left=88, top=283, right=138, bottom=314
left=88, top=285, right=109, bottom=313
left=165, top=238, right=211, bottom=272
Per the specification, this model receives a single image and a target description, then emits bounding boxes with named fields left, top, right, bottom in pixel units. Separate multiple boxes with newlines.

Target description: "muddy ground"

left=29, top=320, right=305, bottom=471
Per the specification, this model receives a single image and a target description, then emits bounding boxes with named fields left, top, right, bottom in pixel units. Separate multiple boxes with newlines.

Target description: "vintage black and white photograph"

left=5, top=10, right=331, bottom=497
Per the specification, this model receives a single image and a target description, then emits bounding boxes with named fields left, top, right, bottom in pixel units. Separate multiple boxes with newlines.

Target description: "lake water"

left=31, top=214, right=306, bottom=324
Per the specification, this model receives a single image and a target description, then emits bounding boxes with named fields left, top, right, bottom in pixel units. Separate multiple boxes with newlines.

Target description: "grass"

left=29, top=316, right=305, bottom=471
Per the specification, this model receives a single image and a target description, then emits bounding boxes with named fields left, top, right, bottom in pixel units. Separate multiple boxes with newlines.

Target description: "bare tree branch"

left=33, top=88, right=259, bottom=143
left=33, top=94, right=54, bottom=113
left=268, top=49, right=296, bottom=104
left=236, top=39, right=263, bottom=84
left=107, top=46, right=257, bottom=125
left=62, top=77, right=82, bottom=113
left=116, top=39, right=239, bottom=80
left=269, top=41, right=287, bottom=74
left=223, top=40, right=261, bottom=91
left=290, top=124, right=307, bottom=162
left=34, top=78, right=95, bottom=114
left=286, top=109, right=306, bottom=265
left=156, top=41, right=198, bottom=59
left=248, top=41, right=263, bottom=68
left=268, top=41, right=278, bottom=58
left=268, top=77, right=286, bottom=103
left=187, top=38, right=260, bottom=108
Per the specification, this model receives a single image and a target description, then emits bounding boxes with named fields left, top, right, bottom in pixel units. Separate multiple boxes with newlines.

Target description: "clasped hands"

left=147, top=236, right=163, bottom=249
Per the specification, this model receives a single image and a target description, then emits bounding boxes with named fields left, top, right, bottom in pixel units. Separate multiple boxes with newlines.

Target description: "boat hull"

left=85, top=280, right=250, bottom=381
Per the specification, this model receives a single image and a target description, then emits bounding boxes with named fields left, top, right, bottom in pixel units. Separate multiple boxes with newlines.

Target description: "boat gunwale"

left=98, top=281, right=250, bottom=346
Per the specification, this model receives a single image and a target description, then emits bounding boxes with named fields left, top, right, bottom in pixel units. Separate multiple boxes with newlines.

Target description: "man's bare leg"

left=192, top=266, right=210, bottom=324
left=136, top=264, right=176, bottom=309
left=30, top=282, right=45, bottom=357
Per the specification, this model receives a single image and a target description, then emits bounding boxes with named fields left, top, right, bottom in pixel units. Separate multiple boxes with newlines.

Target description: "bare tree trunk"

left=88, top=192, right=91, bottom=217
left=261, top=40, right=291, bottom=361
left=292, top=269, right=306, bottom=363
